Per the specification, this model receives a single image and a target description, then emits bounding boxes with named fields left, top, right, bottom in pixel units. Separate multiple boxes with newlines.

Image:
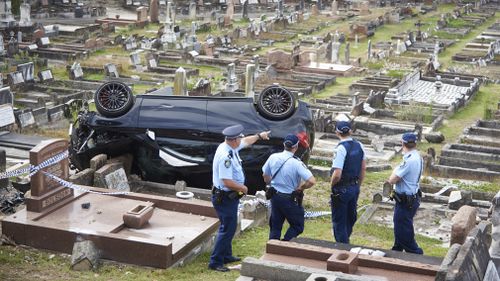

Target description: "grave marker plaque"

left=26, top=139, right=72, bottom=212
left=0, top=104, right=15, bottom=127
left=17, top=62, right=35, bottom=82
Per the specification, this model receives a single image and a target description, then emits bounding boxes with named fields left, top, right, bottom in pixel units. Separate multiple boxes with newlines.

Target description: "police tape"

left=253, top=198, right=331, bottom=219
left=0, top=150, right=69, bottom=180
left=42, top=171, right=132, bottom=196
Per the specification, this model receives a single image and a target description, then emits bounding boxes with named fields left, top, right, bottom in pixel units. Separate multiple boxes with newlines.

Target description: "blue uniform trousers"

left=331, top=185, right=360, bottom=244
left=269, top=193, right=305, bottom=241
left=209, top=194, right=239, bottom=268
left=392, top=198, right=423, bottom=254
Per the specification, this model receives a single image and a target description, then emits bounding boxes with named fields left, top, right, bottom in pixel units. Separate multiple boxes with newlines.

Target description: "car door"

left=136, top=95, right=209, bottom=169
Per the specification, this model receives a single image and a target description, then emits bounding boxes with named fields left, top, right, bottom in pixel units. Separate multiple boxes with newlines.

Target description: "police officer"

left=330, top=121, right=366, bottom=244
left=386, top=132, right=423, bottom=254
left=262, top=134, right=316, bottom=241
left=209, top=124, right=270, bottom=272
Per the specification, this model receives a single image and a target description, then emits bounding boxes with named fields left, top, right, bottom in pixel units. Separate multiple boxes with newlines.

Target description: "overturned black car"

left=69, top=82, right=315, bottom=194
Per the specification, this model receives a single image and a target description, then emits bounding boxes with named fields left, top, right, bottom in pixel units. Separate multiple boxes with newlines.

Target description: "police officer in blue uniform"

left=262, top=134, right=316, bottom=241
left=209, top=124, right=270, bottom=272
left=387, top=132, right=424, bottom=254
left=330, top=121, right=366, bottom=244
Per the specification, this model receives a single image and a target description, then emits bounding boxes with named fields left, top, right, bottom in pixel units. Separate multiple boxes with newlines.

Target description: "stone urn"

left=123, top=201, right=155, bottom=229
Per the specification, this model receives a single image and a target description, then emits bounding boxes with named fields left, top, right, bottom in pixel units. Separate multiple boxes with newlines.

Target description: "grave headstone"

left=0, top=104, right=15, bottom=127
left=245, top=64, right=255, bottom=98
left=344, top=42, right=350, bottom=65
left=189, top=1, right=196, bottom=19
left=311, top=4, right=319, bottom=16
left=17, top=62, right=35, bottom=82
left=38, top=37, right=50, bottom=48
left=19, top=3, right=31, bottom=27
left=70, top=62, right=84, bottom=80
left=0, top=87, right=12, bottom=105
left=7, top=36, right=18, bottom=57
left=0, top=34, right=4, bottom=55
left=242, top=0, right=249, bottom=19
left=38, top=70, right=54, bottom=82
left=130, top=51, right=141, bottom=66
left=331, top=41, right=340, bottom=63
left=360, top=1, right=369, bottom=15
left=367, top=39, right=372, bottom=61
left=433, top=41, right=440, bottom=70
left=149, top=0, right=159, bottom=23
left=17, top=110, right=35, bottom=128
left=226, top=63, right=238, bottom=92
left=226, top=0, right=234, bottom=20
left=104, top=63, right=119, bottom=78
left=331, top=0, right=338, bottom=15
left=136, top=6, right=148, bottom=22
left=7, top=71, right=24, bottom=86
left=173, top=67, right=187, bottom=96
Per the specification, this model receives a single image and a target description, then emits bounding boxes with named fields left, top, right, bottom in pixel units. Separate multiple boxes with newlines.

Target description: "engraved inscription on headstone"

left=17, top=111, right=35, bottom=128
left=0, top=104, right=15, bottom=127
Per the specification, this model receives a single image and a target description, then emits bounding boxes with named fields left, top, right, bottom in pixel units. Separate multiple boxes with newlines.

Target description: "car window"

left=157, top=137, right=207, bottom=162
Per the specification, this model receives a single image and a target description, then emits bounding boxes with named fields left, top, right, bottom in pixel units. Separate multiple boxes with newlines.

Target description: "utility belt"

left=332, top=178, right=359, bottom=189
left=391, top=190, right=422, bottom=209
left=266, top=185, right=303, bottom=207
left=212, top=186, right=242, bottom=204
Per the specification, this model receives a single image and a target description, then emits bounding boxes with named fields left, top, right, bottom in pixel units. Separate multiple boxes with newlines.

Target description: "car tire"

left=94, top=81, right=134, bottom=118
left=257, top=85, right=297, bottom=120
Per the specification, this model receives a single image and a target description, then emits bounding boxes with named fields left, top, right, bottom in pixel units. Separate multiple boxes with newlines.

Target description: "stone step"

left=430, top=164, right=500, bottom=182
left=441, top=148, right=500, bottom=163
left=461, top=134, right=500, bottom=148
left=438, top=156, right=500, bottom=172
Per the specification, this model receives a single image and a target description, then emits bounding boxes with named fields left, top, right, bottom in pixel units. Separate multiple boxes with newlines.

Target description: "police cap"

left=402, top=132, right=417, bottom=143
left=336, top=121, right=352, bottom=134
left=223, top=124, right=244, bottom=139
left=283, top=134, right=299, bottom=148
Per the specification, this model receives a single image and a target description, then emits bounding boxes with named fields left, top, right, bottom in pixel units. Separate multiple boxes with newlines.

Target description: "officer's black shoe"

left=224, top=256, right=241, bottom=264
left=208, top=265, right=230, bottom=272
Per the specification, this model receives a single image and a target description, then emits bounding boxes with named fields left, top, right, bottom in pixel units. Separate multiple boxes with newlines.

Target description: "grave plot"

left=239, top=239, right=441, bottom=281
left=430, top=120, right=500, bottom=182
left=1, top=139, right=220, bottom=269
left=238, top=204, right=497, bottom=281
left=384, top=70, right=482, bottom=112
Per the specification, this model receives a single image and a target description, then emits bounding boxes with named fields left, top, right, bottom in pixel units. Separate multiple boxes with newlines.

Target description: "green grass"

left=440, top=83, right=500, bottom=142
left=309, top=76, right=360, bottom=99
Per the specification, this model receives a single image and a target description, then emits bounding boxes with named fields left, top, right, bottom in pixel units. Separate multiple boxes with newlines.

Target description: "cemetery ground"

left=0, top=2, right=499, bottom=280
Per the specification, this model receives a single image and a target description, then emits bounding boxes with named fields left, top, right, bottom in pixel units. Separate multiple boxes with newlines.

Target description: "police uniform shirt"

left=212, top=140, right=247, bottom=191
left=394, top=149, right=422, bottom=195
left=331, top=138, right=367, bottom=170
left=262, top=151, right=313, bottom=194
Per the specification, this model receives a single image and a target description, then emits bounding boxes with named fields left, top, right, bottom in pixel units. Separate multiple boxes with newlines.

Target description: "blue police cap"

left=284, top=134, right=299, bottom=148
left=223, top=124, right=244, bottom=139
left=336, top=121, right=352, bottom=134
left=402, top=132, right=417, bottom=143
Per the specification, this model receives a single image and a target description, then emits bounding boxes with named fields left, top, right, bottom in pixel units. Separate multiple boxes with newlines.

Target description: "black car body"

left=70, top=82, right=315, bottom=193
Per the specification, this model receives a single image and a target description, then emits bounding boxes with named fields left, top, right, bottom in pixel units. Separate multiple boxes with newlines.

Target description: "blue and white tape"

left=0, top=150, right=69, bottom=180
left=253, top=198, right=331, bottom=219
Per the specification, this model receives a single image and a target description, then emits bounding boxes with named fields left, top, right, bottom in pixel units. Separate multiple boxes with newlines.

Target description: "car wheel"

left=257, top=85, right=297, bottom=120
left=94, top=82, right=134, bottom=118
